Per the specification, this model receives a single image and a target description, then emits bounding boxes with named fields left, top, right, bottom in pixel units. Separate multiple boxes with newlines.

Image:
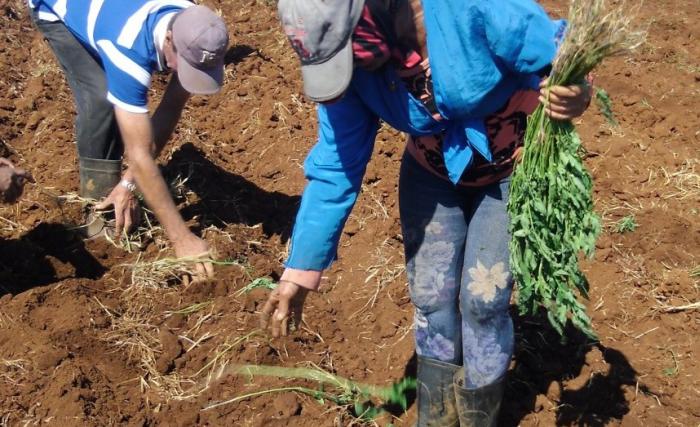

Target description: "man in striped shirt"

left=29, top=0, right=229, bottom=277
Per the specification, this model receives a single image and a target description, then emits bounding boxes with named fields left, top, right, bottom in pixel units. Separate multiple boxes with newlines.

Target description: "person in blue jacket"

left=28, top=0, right=228, bottom=278
left=261, top=0, right=592, bottom=425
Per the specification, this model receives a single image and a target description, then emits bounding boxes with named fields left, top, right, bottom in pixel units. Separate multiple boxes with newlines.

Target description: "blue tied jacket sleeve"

left=285, top=88, right=380, bottom=270
left=421, top=0, right=562, bottom=184
left=423, top=0, right=560, bottom=119
left=285, top=68, right=450, bottom=270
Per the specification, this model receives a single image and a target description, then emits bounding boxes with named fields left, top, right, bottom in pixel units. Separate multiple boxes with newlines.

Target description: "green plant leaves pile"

left=508, top=106, right=601, bottom=338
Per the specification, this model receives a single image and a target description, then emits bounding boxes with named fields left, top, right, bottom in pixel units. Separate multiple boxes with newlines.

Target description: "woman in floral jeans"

left=261, top=0, right=591, bottom=425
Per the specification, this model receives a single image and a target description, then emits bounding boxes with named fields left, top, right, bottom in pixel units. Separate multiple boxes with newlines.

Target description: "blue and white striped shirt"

left=29, top=0, right=194, bottom=112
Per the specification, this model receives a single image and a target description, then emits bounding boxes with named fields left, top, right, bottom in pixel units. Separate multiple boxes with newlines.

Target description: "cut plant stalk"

left=508, top=0, right=644, bottom=338
left=202, top=364, right=415, bottom=420
left=164, top=301, right=213, bottom=317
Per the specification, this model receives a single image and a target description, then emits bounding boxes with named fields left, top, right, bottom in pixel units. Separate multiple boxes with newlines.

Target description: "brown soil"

left=0, top=0, right=698, bottom=426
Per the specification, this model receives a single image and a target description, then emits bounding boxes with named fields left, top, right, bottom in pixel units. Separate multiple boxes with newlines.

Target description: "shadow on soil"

left=224, top=44, right=257, bottom=65
left=500, top=312, right=649, bottom=427
left=165, top=143, right=300, bottom=241
left=0, top=222, right=106, bottom=296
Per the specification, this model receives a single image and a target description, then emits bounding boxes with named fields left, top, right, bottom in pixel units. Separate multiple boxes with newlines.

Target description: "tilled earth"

left=0, top=0, right=698, bottom=425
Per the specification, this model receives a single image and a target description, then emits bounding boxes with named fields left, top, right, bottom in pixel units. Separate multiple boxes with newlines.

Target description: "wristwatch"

left=119, top=179, right=137, bottom=192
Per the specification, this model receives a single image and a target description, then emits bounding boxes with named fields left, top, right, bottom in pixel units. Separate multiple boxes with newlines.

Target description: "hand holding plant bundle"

left=508, top=0, right=645, bottom=338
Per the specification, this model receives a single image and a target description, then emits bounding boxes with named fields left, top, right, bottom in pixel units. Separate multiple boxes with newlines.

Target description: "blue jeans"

left=399, top=154, right=514, bottom=389
left=32, top=13, right=123, bottom=160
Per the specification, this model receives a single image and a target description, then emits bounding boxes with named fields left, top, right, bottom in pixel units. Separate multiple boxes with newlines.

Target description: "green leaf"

left=513, top=229, right=528, bottom=237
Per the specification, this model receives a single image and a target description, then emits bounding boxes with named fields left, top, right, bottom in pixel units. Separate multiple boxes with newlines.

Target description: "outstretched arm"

left=119, top=74, right=190, bottom=188
left=151, top=74, right=190, bottom=157
left=112, top=107, right=213, bottom=279
left=261, top=88, right=380, bottom=337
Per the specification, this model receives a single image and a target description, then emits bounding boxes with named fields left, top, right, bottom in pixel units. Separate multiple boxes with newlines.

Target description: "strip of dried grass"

left=126, top=253, right=240, bottom=293
left=660, top=159, right=699, bottom=201
left=58, top=192, right=166, bottom=252
left=352, top=239, right=405, bottom=319
left=164, top=301, right=213, bottom=317
left=126, top=254, right=201, bottom=290
left=96, top=294, right=193, bottom=400
left=0, top=312, right=14, bottom=329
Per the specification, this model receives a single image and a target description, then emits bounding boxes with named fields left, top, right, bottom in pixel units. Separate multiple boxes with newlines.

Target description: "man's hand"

left=0, top=158, right=34, bottom=203
left=172, top=233, right=214, bottom=283
left=260, top=280, right=310, bottom=338
left=539, top=77, right=593, bottom=121
left=95, top=183, right=140, bottom=236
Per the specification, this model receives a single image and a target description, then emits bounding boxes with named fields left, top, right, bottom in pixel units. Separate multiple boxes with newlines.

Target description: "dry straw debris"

left=125, top=254, right=240, bottom=291
left=127, top=254, right=201, bottom=290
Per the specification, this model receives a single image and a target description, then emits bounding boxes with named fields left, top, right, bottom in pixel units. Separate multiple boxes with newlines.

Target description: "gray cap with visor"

left=172, top=5, right=229, bottom=95
left=277, top=0, right=365, bottom=102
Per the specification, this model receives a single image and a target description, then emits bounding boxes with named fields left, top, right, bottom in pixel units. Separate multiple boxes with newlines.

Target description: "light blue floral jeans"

left=399, top=154, right=514, bottom=389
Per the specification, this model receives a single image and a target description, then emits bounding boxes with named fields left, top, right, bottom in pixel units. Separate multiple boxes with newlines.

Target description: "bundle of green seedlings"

left=508, top=0, right=644, bottom=338
left=203, top=364, right=415, bottom=420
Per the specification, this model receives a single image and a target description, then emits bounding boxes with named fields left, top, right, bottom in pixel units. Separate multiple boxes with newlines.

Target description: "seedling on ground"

left=614, top=215, right=638, bottom=233
left=662, top=349, right=679, bottom=377
left=595, top=87, right=618, bottom=127
left=234, top=277, right=277, bottom=297
left=202, top=364, right=416, bottom=421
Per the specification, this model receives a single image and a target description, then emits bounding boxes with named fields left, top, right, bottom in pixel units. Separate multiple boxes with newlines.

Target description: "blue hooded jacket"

left=286, top=0, right=564, bottom=270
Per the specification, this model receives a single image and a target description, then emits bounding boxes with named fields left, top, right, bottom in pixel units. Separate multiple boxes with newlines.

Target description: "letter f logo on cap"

left=200, top=50, right=217, bottom=65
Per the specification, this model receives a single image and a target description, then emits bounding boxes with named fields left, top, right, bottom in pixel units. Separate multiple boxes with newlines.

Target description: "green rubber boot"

left=453, top=368, right=505, bottom=427
left=416, top=356, right=460, bottom=427
left=78, top=157, right=121, bottom=238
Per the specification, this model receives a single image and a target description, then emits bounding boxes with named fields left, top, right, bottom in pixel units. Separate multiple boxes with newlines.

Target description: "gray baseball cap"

left=172, top=6, right=229, bottom=95
left=278, top=0, right=365, bottom=102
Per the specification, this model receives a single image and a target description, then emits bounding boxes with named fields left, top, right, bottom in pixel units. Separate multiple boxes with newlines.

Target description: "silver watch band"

left=119, top=179, right=136, bottom=192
